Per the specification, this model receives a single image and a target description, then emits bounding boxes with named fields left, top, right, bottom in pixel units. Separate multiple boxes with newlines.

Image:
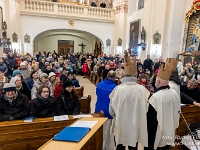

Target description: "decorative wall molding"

left=20, top=0, right=115, bottom=23
left=114, top=4, right=128, bottom=14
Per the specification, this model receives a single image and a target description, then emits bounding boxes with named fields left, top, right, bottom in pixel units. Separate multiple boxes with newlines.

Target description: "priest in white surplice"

left=144, top=63, right=180, bottom=150
left=109, top=57, right=150, bottom=150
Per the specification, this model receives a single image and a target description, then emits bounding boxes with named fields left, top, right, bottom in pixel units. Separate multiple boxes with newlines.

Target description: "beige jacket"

left=31, top=79, right=54, bottom=100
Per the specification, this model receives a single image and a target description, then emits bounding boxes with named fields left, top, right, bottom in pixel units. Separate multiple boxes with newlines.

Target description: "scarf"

left=16, top=85, right=22, bottom=91
left=4, top=91, right=18, bottom=105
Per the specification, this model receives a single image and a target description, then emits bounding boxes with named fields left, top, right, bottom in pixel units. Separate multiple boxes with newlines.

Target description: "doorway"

left=58, top=40, right=74, bottom=55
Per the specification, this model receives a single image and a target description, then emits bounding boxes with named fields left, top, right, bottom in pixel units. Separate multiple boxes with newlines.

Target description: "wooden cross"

left=78, top=42, right=86, bottom=53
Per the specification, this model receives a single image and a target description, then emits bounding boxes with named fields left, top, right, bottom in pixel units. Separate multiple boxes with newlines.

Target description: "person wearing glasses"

left=55, top=80, right=80, bottom=115
left=30, top=85, right=56, bottom=118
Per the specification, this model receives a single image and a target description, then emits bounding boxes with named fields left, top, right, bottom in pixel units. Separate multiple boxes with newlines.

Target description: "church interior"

left=0, top=0, right=200, bottom=150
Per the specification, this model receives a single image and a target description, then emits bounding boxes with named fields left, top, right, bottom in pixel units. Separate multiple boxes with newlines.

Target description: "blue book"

left=53, top=127, right=90, bottom=142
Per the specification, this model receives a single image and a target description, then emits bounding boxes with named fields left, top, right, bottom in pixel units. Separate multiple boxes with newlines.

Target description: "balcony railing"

left=20, top=0, right=115, bottom=22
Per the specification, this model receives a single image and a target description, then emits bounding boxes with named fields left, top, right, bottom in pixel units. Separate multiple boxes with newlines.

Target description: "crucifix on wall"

left=78, top=42, right=86, bottom=53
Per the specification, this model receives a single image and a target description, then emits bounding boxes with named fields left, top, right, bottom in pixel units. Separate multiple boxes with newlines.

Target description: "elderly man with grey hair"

left=95, top=70, right=116, bottom=150
left=180, top=79, right=200, bottom=103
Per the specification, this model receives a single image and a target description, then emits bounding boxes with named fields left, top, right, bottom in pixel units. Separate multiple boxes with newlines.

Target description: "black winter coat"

left=180, top=84, right=200, bottom=103
left=31, top=96, right=56, bottom=118
left=0, top=92, right=30, bottom=121
left=19, top=81, right=31, bottom=101
left=56, top=91, right=80, bottom=115
left=0, top=62, right=8, bottom=74
left=7, top=55, right=18, bottom=70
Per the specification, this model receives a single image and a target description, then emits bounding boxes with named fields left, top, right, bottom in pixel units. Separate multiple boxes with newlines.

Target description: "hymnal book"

left=70, top=120, right=98, bottom=128
left=73, top=114, right=93, bottom=118
left=54, top=115, right=69, bottom=121
left=24, top=117, right=34, bottom=123
left=53, top=127, right=90, bottom=142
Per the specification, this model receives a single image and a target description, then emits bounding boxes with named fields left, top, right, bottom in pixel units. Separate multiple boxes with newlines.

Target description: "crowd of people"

left=0, top=50, right=200, bottom=149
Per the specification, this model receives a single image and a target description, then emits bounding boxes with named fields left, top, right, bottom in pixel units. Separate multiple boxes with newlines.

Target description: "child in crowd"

left=138, top=74, right=154, bottom=93
left=82, top=61, right=88, bottom=78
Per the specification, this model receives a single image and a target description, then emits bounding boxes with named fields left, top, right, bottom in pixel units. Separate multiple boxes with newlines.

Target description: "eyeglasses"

left=42, top=91, right=49, bottom=93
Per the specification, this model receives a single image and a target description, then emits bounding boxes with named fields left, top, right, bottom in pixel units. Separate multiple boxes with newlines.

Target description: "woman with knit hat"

left=49, top=72, right=58, bottom=91
left=55, top=80, right=80, bottom=115
left=10, top=76, right=31, bottom=100
left=31, top=73, right=54, bottom=100
left=0, top=83, right=30, bottom=121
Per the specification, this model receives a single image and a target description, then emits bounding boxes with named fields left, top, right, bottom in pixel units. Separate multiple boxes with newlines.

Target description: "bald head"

left=107, top=70, right=116, bottom=79
left=156, top=77, right=169, bottom=88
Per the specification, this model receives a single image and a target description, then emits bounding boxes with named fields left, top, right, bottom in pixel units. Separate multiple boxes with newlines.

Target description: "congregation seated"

left=0, top=71, right=9, bottom=96
left=27, top=71, right=39, bottom=91
left=12, top=70, right=31, bottom=100
left=18, top=62, right=31, bottom=83
left=56, top=80, right=80, bottom=115
left=31, top=73, right=54, bottom=100
left=0, top=83, right=30, bottom=121
left=67, top=72, right=80, bottom=87
left=31, top=85, right=56, bottom=118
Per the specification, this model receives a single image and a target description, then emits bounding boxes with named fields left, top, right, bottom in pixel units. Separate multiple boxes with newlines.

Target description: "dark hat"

left=62, top=80, right=73, bottom=89
left=60, top=74, right=67, bottom=81
left=3, top=83, right=16, bottom=92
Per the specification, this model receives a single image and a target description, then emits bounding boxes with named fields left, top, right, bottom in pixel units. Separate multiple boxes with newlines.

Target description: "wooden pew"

left=74, top=86, right=84, bottom=98
left=0, top=113, right=104, bottom=150
left=172, top=105, right=200, bottom=150
left=80, top=95, right=91, bottom=114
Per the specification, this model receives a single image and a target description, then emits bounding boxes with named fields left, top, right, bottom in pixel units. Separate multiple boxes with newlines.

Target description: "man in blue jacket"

left=95, top=70, right=116, bottom=150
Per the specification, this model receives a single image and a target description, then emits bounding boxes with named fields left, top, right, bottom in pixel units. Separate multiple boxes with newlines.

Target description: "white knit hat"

left=39, top=73, right=48, bottom=79
left=3, top=83, right=16, bottom=92
left=20, top=62, right=26, bottom=66
left=10, top=77, right=21, bottom=84
left=49, top=72, right=56, bottom=78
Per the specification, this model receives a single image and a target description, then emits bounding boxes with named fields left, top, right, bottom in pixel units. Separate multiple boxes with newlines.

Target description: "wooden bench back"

left=74, top=86, right=84, bottom=98
left=80, top=95, right=91, bottom=114
left=0, top=112, right=104, bottom=150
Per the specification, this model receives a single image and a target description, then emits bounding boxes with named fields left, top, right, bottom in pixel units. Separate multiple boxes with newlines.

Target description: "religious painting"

left=106, top=38, right=111, bottom=47
left=12, top=32, right=18, bottom=43
left=138, top=0, right=144, bottom=10
left=24, top=33, right=30, bottom=43
left=153, top=31, right=161, bottom=44
left=118, top=38, right=122, bottom=46
left=185, top=10, right=200, bottom=51
left=129, top=20, right=140, bottom=55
